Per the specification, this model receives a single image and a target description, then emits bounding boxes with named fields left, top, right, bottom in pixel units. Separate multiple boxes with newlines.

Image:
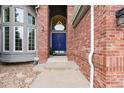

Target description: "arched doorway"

left=50, top=15, right=66, bottom=55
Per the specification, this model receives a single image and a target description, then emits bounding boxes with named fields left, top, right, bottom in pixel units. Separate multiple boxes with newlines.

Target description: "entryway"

left=50, top=5, right=67, bottom=55
left=29, top=5, right=90, bottom=88
left=52, top=32, right=66, bottom=55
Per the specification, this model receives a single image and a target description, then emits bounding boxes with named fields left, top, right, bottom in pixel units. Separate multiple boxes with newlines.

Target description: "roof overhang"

left=72, top=5, right=90, bottom=28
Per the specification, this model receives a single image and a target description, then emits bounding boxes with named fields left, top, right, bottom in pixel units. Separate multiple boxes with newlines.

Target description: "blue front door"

left=52, top=33, right=66, bottom=51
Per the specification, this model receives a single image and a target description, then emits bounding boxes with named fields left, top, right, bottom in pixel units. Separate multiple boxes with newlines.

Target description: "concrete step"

left=33, top=62, right=79, bottom=72
left=43, top=62, right=79, bottom=70
left=47, top=56, right=68, bottom=63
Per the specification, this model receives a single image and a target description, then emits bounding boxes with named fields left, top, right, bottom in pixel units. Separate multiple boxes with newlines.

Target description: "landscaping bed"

left=0, top=62, right=40, bottom=88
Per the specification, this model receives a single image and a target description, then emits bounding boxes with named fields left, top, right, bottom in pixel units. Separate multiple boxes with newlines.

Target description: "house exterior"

left=94, top=5, right=124, bottom=88
left=0, top=5, right=124, bottom=88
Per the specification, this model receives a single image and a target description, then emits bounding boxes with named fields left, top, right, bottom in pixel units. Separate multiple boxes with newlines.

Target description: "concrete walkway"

left=30, top=56, right=90, bottom=88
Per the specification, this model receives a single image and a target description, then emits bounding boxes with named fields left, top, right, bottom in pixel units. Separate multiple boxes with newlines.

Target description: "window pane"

left=32, top=16, right=35, bottom=25
left=15, top=8, right=24, bottom=23
left=3, top=8, right=10, bottom=22
left=28, top=28, right=35, bottom=50
left=15, top=26, right=23, bottom=51
left=28, top=13, right=32, bottom=24
left=28, top=13, right=35, bottom=25
left=4, top=27, right=9, bottom=51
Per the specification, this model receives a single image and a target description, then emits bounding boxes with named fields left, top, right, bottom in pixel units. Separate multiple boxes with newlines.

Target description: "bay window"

left=2, top=6, right=36, bottom=53
left=1, top=5, right=36, bottom=62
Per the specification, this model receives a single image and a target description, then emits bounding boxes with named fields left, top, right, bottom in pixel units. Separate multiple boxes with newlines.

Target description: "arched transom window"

left=51, top=15, right=66, bottom=31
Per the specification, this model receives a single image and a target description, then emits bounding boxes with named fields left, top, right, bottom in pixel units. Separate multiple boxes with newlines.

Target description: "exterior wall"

left=67, top=6, right=75, bottom=61
left=73, top=7, right=91, bottom=81
left=94, top=5, right=107, bottom=88
left=37, top=5, right=49, bottom=63
left=49, top=6, right=67, bottom=52
left=94, top=5, right=124, bottom=88
left=0, top=5, right=36, bottom=62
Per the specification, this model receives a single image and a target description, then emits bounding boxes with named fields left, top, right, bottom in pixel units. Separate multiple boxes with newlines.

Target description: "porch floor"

left=30, top=56, right=90, bottom=88
left=47, top=56, right=68, bottom=63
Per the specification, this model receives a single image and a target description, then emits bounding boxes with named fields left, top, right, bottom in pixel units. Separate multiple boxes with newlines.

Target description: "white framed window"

left=28, top=13, right=35, bottom=25
left=14, top=26, right=23, bottom=52
left=27, top=28, right=36, bottom=51
left=3, top=26, right=9, bottom=52
left=15, top=8, right=24, bottom=23
left=3, top=7, right=10, bottom=22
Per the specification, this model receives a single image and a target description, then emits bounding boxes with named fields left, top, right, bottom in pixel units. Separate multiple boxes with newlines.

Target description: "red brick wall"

left=67, top=6, right=75, bottom=61
left=94, top=5, right=107, bottom=88
left=37, top=5, right=49, bottom=63
left=94, top=5, right=124, bottom=88
left=73, top=9, right=91, bottom=81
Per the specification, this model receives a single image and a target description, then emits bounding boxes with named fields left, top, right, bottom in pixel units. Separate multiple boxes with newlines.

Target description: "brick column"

left=94, top=5, right=107, bottom=88
left=67, top=6, right=75, bottom=61
left=94, top=5, right=124, bottom=88
left=37, top=5, right=49, bottom=63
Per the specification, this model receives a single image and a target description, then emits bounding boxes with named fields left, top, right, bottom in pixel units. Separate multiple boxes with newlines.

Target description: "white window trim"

left=27, top=27, right=36, bottom=52
left=3, top=26, right=9, bottom=52
left=3, top=7, right=9, bottom=23
left=13, top=26, right=23, bottom=52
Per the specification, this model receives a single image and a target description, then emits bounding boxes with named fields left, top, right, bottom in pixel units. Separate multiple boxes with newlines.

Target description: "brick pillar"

left=94, top=5, right=107, bottom=88
left=37, top=5, right=49, bottom=63
left=94, top=5, right=124, bottom=88
left=67, top=6, right=75, bottom=61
